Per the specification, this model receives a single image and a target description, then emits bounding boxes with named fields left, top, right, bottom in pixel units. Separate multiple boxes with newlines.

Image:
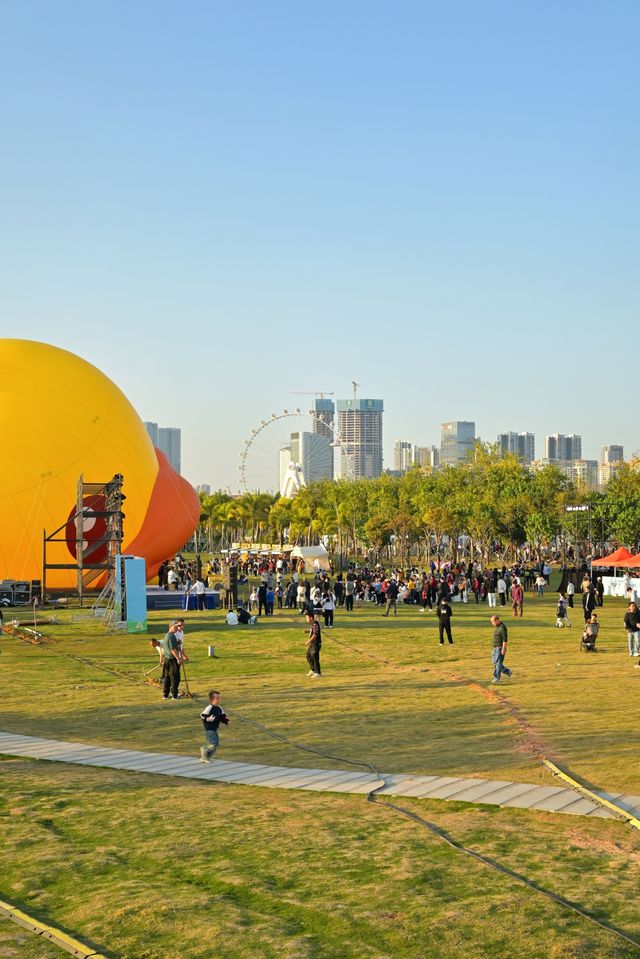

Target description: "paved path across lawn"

left=1, top=730, right=639, bottom=822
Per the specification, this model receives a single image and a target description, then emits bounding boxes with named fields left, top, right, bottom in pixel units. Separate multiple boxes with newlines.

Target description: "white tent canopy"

left=290, top=545, right=331, bottom=571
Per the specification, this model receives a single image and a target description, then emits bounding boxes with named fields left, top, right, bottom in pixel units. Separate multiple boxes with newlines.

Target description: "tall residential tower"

left=336, top=398, right=384, bottom=479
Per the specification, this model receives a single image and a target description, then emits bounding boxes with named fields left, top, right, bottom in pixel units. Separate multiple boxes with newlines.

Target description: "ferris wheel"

left=239, top=409, right=354, bottom=494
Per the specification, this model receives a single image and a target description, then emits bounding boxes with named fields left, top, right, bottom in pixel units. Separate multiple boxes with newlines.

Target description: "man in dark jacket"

left=623, top=601, right=640, bottom=658
left=384, top=579, right=400, bottom=617
left=582, top=587, right=597, bottom=623
left=436, top=596, right=453, bottom=645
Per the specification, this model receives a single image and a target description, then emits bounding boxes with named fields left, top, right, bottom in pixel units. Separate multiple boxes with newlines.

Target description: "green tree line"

left=197, top=447, right=640, bottom=563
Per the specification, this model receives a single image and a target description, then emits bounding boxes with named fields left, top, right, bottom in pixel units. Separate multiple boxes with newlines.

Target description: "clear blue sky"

left=1, top=1, right=637, bottom=489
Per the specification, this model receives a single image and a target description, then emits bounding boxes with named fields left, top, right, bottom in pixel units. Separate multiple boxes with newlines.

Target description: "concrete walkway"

left=1, top=731, right=639, bottom=822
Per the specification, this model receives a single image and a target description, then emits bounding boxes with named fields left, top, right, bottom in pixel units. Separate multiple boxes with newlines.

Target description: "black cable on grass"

left=221, top=708, right=640, bottom=953
left=8, top=631, right=640, bottom=951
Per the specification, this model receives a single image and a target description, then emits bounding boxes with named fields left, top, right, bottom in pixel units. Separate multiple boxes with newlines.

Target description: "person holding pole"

left=160, top=624, right=183, bottom=699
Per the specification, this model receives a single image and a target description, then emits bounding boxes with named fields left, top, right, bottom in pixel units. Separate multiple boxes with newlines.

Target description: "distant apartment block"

left=545, top=433, right=582, bottom=461
left=196, top=484, right=211, bottom=495
left=440, top=421, right=476, bottom=466
left=414, top=445, right=440, bottom=469
left=497, top=431, right=535, bottom=464
left=598, top=461, right=623, bottom=488
left=601, top=445, right=624, bottom=464
left=145, top=421, right=182, bottom=474
left=394, top=440, right=414, bottom=473
left=532, top=458, right=598, bottom=490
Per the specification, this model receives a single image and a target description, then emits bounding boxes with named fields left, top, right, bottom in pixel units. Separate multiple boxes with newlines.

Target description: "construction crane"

left=352, top=381, right=360, bottom=401
left=286, top=391, right=335, bottom=398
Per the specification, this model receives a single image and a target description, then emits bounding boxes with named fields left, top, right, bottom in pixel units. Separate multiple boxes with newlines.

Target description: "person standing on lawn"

left=566, top=579, right=575, bottom=608
left=160, top=623, right=183, bottom=699
left=490, top=614, right=512, bottom=684
left=511, top=579, right=524, bottom=618
left=384, top=577, right=400, bottom=617
left=582, top=585, right=597, bottom=623
left=436, top=595, right=454, bottom=645
left=305, top=612, right=322, bottom=677
left=623, top=601, right=640, bottom=659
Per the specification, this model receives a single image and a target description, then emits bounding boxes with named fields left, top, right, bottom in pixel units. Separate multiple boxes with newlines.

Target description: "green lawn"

left=1, top=588, right=639, bottom=958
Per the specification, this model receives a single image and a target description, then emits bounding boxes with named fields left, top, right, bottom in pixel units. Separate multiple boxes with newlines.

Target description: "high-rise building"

left=312, top=398, right=335, bottom=434
left=414, top=445, right=440, bottom=468
left=196, top=484, right=211, bottom=495
left=394, top=440, right=414, bottom=473
left=545, top=434, right=582, bottom=461
left=312, top=398, right=335, bottom=478
left=440, top=421, right=476, bottom=466
left=601, top=445, right=624, bottom=463
left=562, top=459, right=598, bottom=490
left=497, top=431, right=535, bottom=463
left=292, top=432, right=333, bottom=483
left=144, top=422, right=182, bottom=474
left=336, top=399, right=384, bottom=479
left=144, top=421, right=158, bottom=445
left=598, top=461, right=623, bottom=488
left=158, top=427, right=181, bottom=474
left=279, top=432, right=333, bottom=494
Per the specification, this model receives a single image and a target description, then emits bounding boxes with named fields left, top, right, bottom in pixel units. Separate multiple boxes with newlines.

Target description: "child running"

left=555, top=593, right=571, bottom=628
left=199, top=689, right=229, bottom=763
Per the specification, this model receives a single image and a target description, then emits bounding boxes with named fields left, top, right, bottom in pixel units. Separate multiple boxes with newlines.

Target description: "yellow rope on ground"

left=542, top=759, right=640, bottom=832
left=0, top=897, right=108, bottom=959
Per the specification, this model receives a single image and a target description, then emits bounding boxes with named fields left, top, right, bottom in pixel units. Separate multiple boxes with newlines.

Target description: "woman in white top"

left=296, top=583, right=307, bottom=610
left=322, top=589, right=336, bottom=628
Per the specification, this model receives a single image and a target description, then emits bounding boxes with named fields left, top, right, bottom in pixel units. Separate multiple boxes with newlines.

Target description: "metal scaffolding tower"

left=42, top=474, right=125, bottom=606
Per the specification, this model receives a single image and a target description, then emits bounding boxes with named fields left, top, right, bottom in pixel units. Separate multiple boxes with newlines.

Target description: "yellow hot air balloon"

left=0, top=339, right=200, bottom=588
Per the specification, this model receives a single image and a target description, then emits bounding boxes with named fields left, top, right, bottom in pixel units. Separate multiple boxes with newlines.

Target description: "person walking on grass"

left=623, top=601, right=640, bottom=660
left=383, top=578, right=400, bottom=617
left=490, top=614, right=512, bottom=684
left=305, top=611, right=322, bottom=677
left=436, top=595, right=454, bottom=645
left=511, top=579, right=524, bottom=618
left=199, top=689, right=229, bottom=763
left=555, top=593, right=571, bottom=628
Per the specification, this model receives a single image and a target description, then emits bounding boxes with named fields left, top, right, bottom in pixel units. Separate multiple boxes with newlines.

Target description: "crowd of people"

left=143, top=553, right=640, bottom=764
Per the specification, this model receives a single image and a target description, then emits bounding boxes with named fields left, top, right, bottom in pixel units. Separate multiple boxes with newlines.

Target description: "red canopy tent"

left=591, top=547, right=634, bottom=567
left=622, top=552, right=640, bottom=567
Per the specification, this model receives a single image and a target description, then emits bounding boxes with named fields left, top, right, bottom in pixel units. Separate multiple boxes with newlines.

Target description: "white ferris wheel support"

left=238, top=409, right=353, bottom=495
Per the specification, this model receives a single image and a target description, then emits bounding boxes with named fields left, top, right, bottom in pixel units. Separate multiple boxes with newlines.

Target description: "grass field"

left=1, top=584, right=639, bottom=958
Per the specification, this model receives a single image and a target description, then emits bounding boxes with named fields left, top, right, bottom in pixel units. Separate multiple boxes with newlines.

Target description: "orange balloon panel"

left=0, top=339, right=199, bottom=587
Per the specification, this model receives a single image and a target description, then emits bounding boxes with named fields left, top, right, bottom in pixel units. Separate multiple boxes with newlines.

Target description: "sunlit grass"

left=1, top=586, right=639, bottom=958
